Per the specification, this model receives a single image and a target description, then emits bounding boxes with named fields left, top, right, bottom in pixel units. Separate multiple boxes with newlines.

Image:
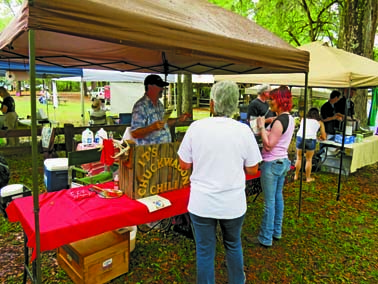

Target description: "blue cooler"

left=44, top=158, right=69, bottom=192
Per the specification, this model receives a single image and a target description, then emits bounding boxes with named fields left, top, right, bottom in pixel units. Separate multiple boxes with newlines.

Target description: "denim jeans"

left=258, top=158, right=291, bottom=246
left=189, top=213, right=245, bottom=284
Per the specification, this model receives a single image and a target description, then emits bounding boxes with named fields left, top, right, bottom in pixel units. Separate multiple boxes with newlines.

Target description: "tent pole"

left=28, top=29, right=42, bottom=283
left=336, top=87, right=350, bottom=201
left=81, top=77, right=85, bottom=125
left=298, top=72, right=309, bottom=217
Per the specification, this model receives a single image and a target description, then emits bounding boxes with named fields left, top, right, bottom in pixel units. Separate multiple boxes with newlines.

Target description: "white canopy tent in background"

left=215, top=41, right=378, bottom=88
left=217, top=41, right=378, bottom=206
left=56, top=70, right=214, bottom=124
left=57, top=69, right=214, bottom=83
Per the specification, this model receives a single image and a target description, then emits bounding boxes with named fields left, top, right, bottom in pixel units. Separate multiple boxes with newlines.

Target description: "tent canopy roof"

left=0, top=0, right=309, bottom=75
left=215, top=41, right=378, bottom=88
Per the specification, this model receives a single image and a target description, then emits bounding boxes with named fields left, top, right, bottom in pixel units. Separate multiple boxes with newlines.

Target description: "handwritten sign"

left=119, top=142, right=191, bottom=199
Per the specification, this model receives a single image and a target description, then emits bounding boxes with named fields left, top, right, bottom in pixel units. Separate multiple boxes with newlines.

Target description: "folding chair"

left=67, top=148, right=112, bottom=187
left=40, top=126, right=58, bottom=159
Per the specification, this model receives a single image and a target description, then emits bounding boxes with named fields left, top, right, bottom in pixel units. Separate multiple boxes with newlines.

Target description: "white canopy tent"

left=215, top=41, right=378, bottom=88
left=56, top=70, right=214, bottom=124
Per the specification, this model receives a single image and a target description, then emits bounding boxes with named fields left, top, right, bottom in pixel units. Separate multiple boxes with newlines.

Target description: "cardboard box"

left=119, top=142, right=191, bottom=199
left=57, top=230, right=130, bottom=284
left=44, top=158, right=68, bottom=192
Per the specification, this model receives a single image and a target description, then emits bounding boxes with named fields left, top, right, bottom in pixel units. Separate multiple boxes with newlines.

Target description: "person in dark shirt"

left=320, top=90, right=343, bottom=140
left=247, top=84, right=276, bottom=125
left=0, top=87, right=19, bottom=145
left=334, top=88, right=356, bottom=119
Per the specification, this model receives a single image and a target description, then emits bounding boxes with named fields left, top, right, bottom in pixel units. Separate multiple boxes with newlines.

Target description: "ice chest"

left=334, top=134, right=355, bottom=144
left=0, top=184, right=31, bottom=217
left=57, top=230, right=130, bottom=284
left=44, top=158, right=68, bottom=192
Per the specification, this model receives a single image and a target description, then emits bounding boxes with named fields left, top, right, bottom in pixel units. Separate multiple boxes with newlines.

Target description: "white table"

left=320, top=135, right=378, bottom=174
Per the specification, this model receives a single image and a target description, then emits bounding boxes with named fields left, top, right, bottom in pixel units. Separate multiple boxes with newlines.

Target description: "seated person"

left=89, top=99, right=107, bottom=125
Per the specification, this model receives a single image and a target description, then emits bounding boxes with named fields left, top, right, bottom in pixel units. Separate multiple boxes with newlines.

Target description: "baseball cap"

left=144, top=74, right=169, bottom=88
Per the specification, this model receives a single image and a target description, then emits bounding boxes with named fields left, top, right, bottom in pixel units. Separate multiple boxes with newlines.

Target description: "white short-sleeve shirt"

left=177, top=117, right=262, bottom=219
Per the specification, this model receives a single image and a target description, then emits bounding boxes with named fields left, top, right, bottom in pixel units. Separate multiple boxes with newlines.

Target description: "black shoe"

left=273, top=236, right=281, bottom=241
left=250, top=237, right=271, bottom=248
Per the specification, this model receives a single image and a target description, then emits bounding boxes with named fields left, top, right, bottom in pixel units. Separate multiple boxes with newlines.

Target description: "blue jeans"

left=258, top=159, right=291, bottom=246
left=189, top=213, right=245, bottom=284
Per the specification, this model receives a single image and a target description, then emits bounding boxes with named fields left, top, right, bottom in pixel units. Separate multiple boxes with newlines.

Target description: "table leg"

left=22, top=231, right=36, bottom=284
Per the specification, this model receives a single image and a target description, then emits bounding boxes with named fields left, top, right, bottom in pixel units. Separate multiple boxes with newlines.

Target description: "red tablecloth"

left=6, top=173, right=260, bottom=261
left=6, top=182, right=190, bottom=261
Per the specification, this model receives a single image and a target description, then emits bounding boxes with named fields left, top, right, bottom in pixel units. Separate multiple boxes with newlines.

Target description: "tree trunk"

left=182, top=74, right=193, bottom=117
left=338, top=0, right=378, bottom=126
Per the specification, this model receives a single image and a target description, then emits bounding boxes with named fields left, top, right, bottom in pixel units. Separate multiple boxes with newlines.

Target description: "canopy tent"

left=0, top=0, right=309, bottom=75
left=55, top=70, right=213, bottom=124
left=57, top=69, right=176, bottom=83
left=217, top=41, right=378, bottom=207
left=57, top=69, right=213, bottom=83
left=0, top=0, right=309, bottom=282
left=0, top=61, right=83, bottom=78
left=214, top=41, right=378, bottom=88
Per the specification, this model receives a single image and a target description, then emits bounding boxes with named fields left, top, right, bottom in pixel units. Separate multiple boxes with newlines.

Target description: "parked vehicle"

left=90, top=86, right=111, bottom=104
left=90, top=87, right=105, bottom=100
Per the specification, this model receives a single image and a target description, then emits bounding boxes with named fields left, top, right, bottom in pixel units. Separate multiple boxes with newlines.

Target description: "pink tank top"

left=262, top=114, right=295, bottom=162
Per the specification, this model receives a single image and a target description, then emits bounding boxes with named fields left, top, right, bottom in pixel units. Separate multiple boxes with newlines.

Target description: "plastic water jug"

left=94, top=128, right=108, bottom=145
left=82, top=128, right=94, bottom=147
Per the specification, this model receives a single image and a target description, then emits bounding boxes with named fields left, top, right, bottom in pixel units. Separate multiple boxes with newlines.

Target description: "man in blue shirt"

left=131, top=74, right=189, bottom=145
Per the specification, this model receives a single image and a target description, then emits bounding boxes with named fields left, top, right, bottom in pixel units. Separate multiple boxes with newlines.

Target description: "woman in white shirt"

left=294, top=107, right=326, bottom=182
left=178, top=81, right=262, bottom=284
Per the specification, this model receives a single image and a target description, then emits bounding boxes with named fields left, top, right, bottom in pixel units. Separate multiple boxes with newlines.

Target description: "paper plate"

left=97, top=189, right=123, bottom=199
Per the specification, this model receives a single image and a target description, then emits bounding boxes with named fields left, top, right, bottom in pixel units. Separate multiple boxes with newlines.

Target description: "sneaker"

left=250, top=237, right=271, bottom=248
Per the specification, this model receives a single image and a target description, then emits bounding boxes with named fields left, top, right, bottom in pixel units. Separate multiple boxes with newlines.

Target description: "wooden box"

left=119, top=142, right=191, bottom=199
left=57, top=230, right=130, bottom=284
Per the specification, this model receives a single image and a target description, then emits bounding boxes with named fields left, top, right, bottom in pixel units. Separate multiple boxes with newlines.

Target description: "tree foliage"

left=208, top=0, right=256, bottom=18
left=0, top=0, right=22, bottom=31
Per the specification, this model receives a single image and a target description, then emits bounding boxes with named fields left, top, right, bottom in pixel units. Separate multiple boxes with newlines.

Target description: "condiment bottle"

left=114, top=174, right=119, bottom=190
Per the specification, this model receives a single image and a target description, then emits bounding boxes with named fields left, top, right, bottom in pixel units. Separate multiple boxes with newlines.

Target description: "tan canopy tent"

left=215, top=41, right=378, bottom=88
left=0, top=0, right=310, bottom=282
left=0, top=0, right=309, bottom=74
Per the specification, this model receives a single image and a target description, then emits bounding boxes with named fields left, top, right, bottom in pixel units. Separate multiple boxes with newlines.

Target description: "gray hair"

left=257, top=84, right=270, bottom=95
left=210, top=81, right=239, bottom=117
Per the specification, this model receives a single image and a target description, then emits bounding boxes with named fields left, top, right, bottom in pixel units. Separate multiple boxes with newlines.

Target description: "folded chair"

left=67, top=148, right=113, bottom=187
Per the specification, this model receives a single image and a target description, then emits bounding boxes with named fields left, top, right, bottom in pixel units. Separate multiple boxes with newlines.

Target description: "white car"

left=90, top=87, right=105, bottom=100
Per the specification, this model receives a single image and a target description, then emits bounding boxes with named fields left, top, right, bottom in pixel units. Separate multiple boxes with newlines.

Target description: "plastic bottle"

left=95, top=128, right=108, bottom=145
left=114, top=174, right=119, bottom=190
left=108, top=131, right=113, bottom=140
left=94, top=131, right=101, bottom=144
left=82, top=128, right=94, bottom=147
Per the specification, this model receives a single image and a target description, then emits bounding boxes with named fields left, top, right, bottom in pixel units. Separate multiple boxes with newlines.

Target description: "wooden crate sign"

left=119, top=142, right=191, bottom=199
